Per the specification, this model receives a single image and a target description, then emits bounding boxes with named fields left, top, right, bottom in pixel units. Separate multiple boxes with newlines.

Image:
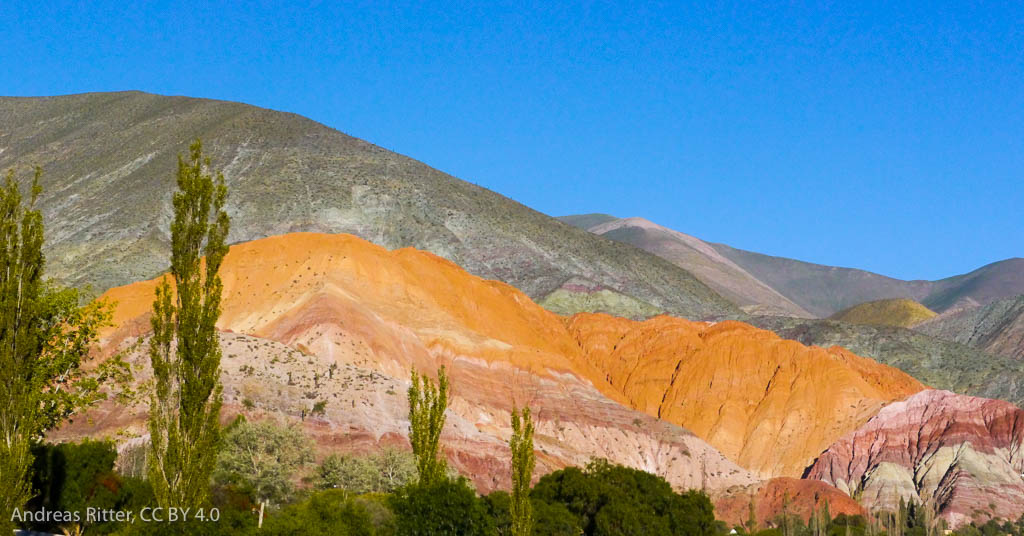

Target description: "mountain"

left=564, top=314, right=924, bottom=479
left=93, top=232, right=929, bottom=485
left=709, top=244, right=934, bottom=317
left=829, top=298, right=937, bottom=328
left=88, top=232, right=757, bottom=493
left=560, top=216, right=811, bottom=317
left=0, top=92, right=737, bottom=320
left=808, top=389, right=1024, bottom=528
left=922, top=259, right=1024, bottom=312
left=745, top=316, right=1024, bottom=407
left=715, top=248, right=1024, bottom=317
left=915, top=295, right=1024, bottom=360
left=562, top=215, right=1024, bottom=317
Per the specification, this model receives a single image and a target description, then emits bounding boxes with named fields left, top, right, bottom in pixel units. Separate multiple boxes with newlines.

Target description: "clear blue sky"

left=2, top=1, right=1021, bottom=280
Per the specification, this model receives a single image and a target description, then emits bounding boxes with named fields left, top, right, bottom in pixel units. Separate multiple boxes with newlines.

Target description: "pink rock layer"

left=807, top=389, right=1024, bottom=527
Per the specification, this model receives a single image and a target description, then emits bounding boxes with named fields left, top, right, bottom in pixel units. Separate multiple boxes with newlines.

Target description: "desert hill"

left=829, top=298, right=937, bottom=328
left=0, top=92, right=736, bottom=320
left=98, top=232, right=923, bottom=482
left=562, top=216, right=811, bottom=317
left=915, top=295, right=1024, bottom=360
left=808, top=389, right=1024, bottom=528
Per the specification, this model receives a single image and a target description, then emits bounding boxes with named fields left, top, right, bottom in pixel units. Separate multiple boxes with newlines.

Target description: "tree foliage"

left=390, top=477, right=495, bottom=536
left=530, top=459, right=717, bottom=536
left=407, top=366, right=449, bottom=485
left=214, top=418, right=314, bottom=507
left=148, top=139, right=231, bottom=509
left=261, top=489, right=377, bottom=536
left=509, top=406, right=535, bottom=536
left=0, top=168, right=126, bottom=533
left=316, top=447, right=417, bottom=494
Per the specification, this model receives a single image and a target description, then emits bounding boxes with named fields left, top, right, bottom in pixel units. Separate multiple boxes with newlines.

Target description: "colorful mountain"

left=807, top=389, right=1024, bottom=528
left=97, top=233, right=923, bottom=482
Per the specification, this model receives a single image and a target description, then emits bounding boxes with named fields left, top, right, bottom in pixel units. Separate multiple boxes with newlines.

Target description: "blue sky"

left=2, top=1, right=1021, bottom=280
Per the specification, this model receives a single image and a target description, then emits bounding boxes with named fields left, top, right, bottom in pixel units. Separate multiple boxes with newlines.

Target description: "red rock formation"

left=714, top=477, right=866, bottom=528
left=807, top=389, right=1024, bottom=528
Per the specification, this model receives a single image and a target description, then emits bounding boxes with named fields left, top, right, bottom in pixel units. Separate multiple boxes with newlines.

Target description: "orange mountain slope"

left=564, top=314, right=926, bottom=477
left=99, top=232, right=925, bottom=479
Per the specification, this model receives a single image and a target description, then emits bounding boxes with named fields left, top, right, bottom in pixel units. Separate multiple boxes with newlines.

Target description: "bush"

left=389, top=477, right=495, bottom=535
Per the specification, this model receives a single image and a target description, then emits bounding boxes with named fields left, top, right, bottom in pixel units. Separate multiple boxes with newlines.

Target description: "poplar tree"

left=147, top=139, right=230, bottom=509
left=1, top=168, right=122, bottom=533
left=407, top=366, right=449, bottom=485
left=509, top=406, right=535, bottom=536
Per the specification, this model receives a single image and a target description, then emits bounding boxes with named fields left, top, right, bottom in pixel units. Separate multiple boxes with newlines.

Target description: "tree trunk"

left=258, top=500, right=265, bottom=529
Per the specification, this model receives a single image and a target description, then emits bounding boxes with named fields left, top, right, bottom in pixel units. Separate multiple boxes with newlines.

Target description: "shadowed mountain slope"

left=830, top=298, right=937, bottom=328
left=916, top=295, right=1024, bottom=360
left=561, top=216, right=811, bottom=317
left=0, top=91, right=736, bottom=320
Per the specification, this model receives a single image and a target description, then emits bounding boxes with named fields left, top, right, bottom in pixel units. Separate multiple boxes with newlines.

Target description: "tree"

left=147, top=139, right=230, bottom=510
left=214, top=419, right=314, bottom=527
left=509, top=406, right=535, bottom=536
left=530, top=460, right=716, bottom=536
left=0, top=168, right=126, bottom=534
left=390, top=477, right=495, bottom=536
left=316, top=447, right=417, bottom=493
left=407, top=366, right=449, bottom=485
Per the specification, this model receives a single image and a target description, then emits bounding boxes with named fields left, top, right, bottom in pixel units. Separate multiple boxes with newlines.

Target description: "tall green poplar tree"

left=148, top=139, right=230, bottom=509
left=1, top=168, right=122, bottom=533
left=407, top=366, right=449, bottom=485
left=509, top=406, right=535, bottom=536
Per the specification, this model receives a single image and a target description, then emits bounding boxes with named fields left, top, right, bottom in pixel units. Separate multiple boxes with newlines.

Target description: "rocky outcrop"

left=714, top=477, right=866, bottom=528
left=565, top=314, right=925, bottom=478
left=807, top=389, right=1024, bottom=528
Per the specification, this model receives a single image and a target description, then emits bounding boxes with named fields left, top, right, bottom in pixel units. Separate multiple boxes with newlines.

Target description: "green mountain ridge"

left=0, top=91, right=738, bottom=320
